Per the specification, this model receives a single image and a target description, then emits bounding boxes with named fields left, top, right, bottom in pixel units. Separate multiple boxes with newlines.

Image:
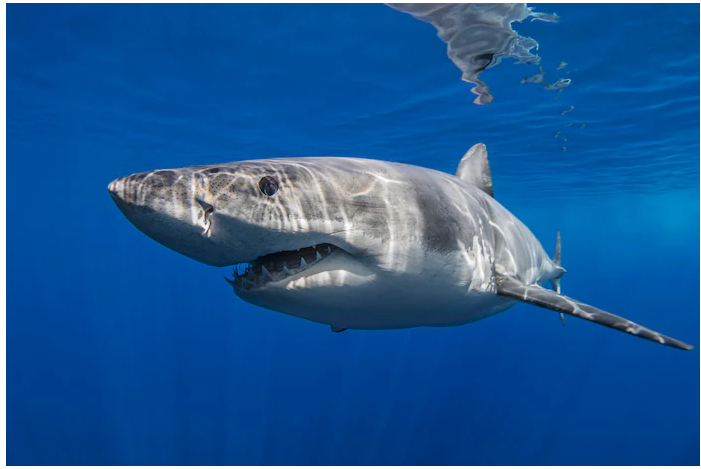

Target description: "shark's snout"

left=107, top=173, right=145, bottom=207
left=107, top=177, right=121, bottom=200
left=107, top=168, right=243, bottom=267
left=108, top=169, right=192, bottom=218
left=108, top=172, right=162, bottom=208
left=108, top=173, right=159, bottom=230
left=108, top=175, right=137, bottom=218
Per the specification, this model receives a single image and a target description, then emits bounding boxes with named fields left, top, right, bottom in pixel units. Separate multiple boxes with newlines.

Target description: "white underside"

left=235, top=251, right=518, bottom=330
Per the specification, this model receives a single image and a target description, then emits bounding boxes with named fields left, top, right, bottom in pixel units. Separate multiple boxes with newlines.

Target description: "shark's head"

left=108, top=158, right=412, bottom=316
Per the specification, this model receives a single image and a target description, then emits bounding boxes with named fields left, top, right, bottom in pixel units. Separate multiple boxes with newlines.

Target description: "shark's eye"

left=259, top=176, right=279, bottom=197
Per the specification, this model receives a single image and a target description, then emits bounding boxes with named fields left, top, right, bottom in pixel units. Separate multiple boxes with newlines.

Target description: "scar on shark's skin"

left=109, top=144, right=693, bottom=351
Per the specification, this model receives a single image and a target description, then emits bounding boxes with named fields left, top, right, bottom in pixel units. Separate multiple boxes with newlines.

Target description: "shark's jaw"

left=227, top=243, right=347, bottom=292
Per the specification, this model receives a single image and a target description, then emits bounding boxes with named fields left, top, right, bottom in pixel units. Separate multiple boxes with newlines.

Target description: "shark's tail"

left=549, top=231, right=566, bottom=325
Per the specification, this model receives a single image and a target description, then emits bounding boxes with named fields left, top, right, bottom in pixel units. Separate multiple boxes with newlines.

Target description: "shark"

left=108, top=144, right=692, bottom=350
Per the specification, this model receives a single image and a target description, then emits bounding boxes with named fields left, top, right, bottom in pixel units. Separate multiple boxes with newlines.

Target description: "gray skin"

left=109, top=144, right=692, bottom=350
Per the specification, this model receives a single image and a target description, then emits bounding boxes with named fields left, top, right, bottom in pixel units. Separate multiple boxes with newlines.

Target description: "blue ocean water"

left=7, top=3, right=699, bottom=465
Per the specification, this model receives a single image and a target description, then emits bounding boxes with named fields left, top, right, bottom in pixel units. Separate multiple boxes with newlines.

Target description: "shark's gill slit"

left=225, top=243, right=342, bottom=291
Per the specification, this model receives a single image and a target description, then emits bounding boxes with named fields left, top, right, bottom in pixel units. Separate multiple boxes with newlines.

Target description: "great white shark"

left=108, top=144, right=692, bottom=350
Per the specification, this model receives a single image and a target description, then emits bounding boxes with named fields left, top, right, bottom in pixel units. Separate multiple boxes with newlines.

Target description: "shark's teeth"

left=228, top=243, right=339, bottom=290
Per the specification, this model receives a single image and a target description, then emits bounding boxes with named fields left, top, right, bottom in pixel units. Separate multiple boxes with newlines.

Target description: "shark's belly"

left=248, top=280, right=517, bottom=329
left=238, top=255, right=519, bottom=330
left=329, top=285, right=517, bottom=330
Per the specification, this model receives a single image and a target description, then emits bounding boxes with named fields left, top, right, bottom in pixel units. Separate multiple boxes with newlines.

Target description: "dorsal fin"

left=456, top=143, right=494, bottom=197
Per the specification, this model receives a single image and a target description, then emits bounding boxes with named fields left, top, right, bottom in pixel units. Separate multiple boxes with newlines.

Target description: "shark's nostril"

left=196, top=199, right=214, bottom=214
left=196, top=199, right=214, bottom=237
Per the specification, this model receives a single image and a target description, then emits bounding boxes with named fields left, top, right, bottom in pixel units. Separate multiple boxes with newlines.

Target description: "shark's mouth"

left=227, top=243, right=341, bottom=291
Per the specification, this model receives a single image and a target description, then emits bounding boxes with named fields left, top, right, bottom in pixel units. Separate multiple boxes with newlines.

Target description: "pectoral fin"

left=496, top=275, right=693, bottom=351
